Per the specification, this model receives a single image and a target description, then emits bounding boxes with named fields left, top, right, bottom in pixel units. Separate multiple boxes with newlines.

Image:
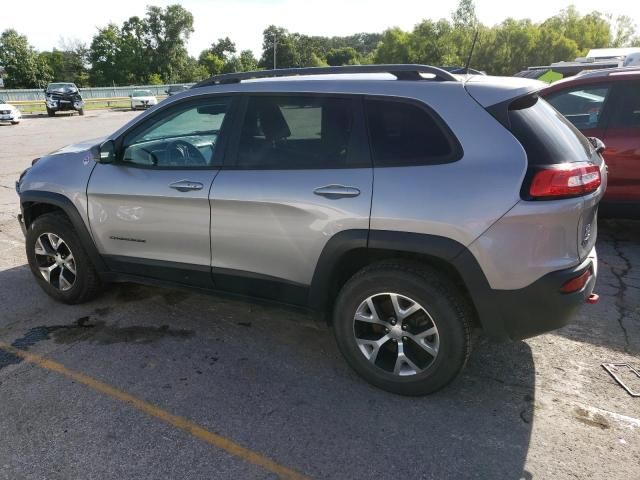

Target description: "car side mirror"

left=588, top=137, right=606, bottom=155
left=98, top=140, right=116, bottom=164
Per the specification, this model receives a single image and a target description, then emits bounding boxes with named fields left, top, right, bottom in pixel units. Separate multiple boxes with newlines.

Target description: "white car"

left=0, top=99, right=22, bottom=124
left=130, top=90, right=158, bottom=110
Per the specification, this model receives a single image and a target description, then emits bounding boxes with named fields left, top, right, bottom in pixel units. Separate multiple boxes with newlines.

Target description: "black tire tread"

left=27, top=212, right=101, bottom=304
left=333, top=260, right=474, bottom=395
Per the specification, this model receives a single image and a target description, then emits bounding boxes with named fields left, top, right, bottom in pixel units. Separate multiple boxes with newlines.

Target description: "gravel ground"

left=0, top=111, right=638, bottom=480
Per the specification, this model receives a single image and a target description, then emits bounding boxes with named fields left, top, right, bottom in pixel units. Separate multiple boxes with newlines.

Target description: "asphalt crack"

left=608, top=232, right=632, bottom=352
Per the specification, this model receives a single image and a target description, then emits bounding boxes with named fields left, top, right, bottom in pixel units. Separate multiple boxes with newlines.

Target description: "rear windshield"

left=507, top=94, right=594, bottom=165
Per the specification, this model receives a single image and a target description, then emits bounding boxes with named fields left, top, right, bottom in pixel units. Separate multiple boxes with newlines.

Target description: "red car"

left=540, top=68, right=640, bottom=217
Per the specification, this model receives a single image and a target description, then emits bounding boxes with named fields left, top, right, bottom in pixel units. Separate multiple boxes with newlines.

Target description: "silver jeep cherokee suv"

left=16, top=65, right=606, bottom=395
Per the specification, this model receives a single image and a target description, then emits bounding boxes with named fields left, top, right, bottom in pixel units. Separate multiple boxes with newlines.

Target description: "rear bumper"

left=491, top=249, right=597, bottom=340
left=456, top=247, right=598, bottom=341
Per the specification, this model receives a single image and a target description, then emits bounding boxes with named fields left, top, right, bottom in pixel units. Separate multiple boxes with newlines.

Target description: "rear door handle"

left=169, top=180, right=204, bottom=192
left=313, top=185, right=361, bottom=199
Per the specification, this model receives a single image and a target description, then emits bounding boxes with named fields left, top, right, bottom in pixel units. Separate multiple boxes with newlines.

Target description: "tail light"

left=529, top=162, right=601, bottom=199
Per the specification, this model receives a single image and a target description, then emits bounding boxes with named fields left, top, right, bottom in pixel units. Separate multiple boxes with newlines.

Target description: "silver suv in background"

left=16, top=65, right=606, bottom=395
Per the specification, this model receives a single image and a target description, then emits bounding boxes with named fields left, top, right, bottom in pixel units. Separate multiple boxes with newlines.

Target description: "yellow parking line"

left=0, top=342, right=310, bottom=480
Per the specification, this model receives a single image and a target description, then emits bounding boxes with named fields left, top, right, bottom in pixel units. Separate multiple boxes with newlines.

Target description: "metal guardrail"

left=11, top=96, right=167, bottom=106
left=0, top=84, right=192, bottom=102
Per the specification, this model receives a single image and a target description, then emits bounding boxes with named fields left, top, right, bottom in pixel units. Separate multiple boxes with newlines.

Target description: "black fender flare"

left=20, top=190, right=108, bottom=273
left=308, top=229, right=505, bottom=338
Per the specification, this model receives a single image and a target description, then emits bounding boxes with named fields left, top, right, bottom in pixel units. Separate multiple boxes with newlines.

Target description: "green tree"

left=541, top=6, right=610, bottom=54
left=259, top=26, right=300, bottom=68
left=611, top=15, right=638, bottom=47
left=40, top=39, right=90, bottom=86
left=373, top=28, right=411, bottom=64
left=147, top=73, right=163, bottom=85
left=0, top=29, right=52, bottom=88
left=145, top=4, right=194, bottom=82
left=209, top=37, right=236, bottom=60
left=326, top=47, right=360, bottom=65
left=88, top=24, right=124, bottom=85
left=198, top=51, right=225, bottom=75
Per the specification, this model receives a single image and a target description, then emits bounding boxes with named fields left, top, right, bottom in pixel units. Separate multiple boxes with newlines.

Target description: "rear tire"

left=333, top=261, right=472, bottom=396
left=26, top=212, right=101, bottom=304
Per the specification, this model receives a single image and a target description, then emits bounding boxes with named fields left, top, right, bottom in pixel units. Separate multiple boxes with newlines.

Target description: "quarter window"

left=546, top=85, right=611, bottom=129
left=236, top=96, right=356, bottom=169
left=121, top=97, right=231, bottom=168
left=365, top=99, right=459, bottom=167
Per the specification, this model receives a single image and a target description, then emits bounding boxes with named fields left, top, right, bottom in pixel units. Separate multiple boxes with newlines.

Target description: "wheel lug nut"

left=402, top=324, right=407, bottom=330
left=403, top=336, right=408, bottom=342
left=384, top=328, right=389, bottom=333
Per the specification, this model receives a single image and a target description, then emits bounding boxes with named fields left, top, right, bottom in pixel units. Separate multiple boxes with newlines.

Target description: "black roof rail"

left=192, top=64, right=458, bottom=88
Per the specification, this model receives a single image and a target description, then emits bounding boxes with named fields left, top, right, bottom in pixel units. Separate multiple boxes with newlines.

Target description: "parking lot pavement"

left=1, top=111, right=639, bottom=479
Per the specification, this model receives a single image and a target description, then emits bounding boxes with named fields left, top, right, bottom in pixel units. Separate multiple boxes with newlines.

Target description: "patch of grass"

left=18, top=100, right=134, bottom=114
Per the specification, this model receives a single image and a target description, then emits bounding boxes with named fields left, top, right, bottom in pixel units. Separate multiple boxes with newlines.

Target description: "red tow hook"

left=586, top=293, right=600, bottom=304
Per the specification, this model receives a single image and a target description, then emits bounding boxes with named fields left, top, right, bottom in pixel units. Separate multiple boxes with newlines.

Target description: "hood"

left=0, top=103, right=17, bottom=111
left=48, top=86, right=78, bottom=94
left=47, top=89, right=82, bottom=99
left=132, top=96, right=157, bottom=101
left=50, top=136, right=106, bottom=156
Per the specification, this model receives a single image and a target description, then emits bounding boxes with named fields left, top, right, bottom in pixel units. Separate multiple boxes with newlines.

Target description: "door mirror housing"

left=98, top=140, right=116, bottom=164
left=588, top=137, right=606, bottom=155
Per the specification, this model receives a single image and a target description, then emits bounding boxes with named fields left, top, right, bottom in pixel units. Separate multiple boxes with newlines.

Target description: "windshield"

left=132, top=90, right=153, bottom=97
left=47, top=83, right=76, bottom=92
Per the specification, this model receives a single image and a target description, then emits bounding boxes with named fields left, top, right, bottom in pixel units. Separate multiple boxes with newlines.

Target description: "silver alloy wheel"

left=34, top=232, right=77, bottom=291
left=353, top=293, right=439, bottom=376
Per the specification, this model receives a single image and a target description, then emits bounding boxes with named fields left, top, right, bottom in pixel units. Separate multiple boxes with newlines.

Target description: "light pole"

left=273, top=31, right=277, bottom=70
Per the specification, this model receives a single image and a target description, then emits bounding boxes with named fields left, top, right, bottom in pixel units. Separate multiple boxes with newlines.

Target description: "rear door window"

left=608, top=81, right=640, bottom=128
left=364, top=99, right=461, bottom=167
left=546, top=85, right=611, bottom=129
left=235, top=95, right=360, bottom=169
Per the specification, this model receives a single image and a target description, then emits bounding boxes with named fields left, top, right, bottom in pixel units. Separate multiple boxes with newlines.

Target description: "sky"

left=3, top=0, right=639, bottom=57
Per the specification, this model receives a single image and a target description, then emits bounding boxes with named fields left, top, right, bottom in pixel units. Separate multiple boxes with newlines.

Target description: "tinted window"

left=365, top=99, right=459, bottom=166
left=508, top=94, right=595, bottom=165
left=236, top=96, right=355, bottom=169
left=546, top=85, right=611, bottom=129
left=122, top=97, right=230, bottom=168
left=609, top=81, right=640, bottom=128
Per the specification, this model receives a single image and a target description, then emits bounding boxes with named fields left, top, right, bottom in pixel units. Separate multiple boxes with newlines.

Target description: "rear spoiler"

left=464, top=76, right=545, bottom=128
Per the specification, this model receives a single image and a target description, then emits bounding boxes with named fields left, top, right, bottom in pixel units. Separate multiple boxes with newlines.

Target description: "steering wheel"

left=166, top=139, right=206, bottom=167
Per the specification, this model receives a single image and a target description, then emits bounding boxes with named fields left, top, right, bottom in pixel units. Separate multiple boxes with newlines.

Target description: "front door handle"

left=169, top=180, right=204, bottom=192
left=313, top=184, right=361, bottom=199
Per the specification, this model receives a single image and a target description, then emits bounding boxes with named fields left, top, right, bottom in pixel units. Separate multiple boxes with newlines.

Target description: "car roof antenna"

left=463, top=29, right=480, bottom=75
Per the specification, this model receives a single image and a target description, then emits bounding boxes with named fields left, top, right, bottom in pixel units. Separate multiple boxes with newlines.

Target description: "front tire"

left=333, top=262, right=472, bottom=396
left=78, top=108, right=85, bottom=116
left=26, top=212, right=101, bottom=304
left=46, top=108, right=55, bottom=117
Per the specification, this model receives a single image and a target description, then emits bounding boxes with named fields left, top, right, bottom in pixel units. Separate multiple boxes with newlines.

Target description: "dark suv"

left=44, top=83, right=85, bottom=116
left=17, top=65, right=605, bottom=395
